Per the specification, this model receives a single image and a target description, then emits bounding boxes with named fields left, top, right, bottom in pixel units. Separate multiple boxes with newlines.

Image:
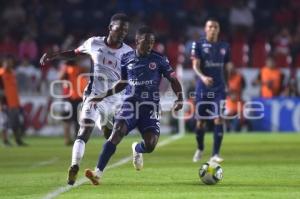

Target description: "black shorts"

left=61, top=99, right=82, bottom=122
left=0, top=107, right=22, bottom=131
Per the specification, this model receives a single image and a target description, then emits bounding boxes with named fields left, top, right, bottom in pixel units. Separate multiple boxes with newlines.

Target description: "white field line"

left=30, top=157, right=59, bottom=169
left=42, top=134, right=184, bottom=199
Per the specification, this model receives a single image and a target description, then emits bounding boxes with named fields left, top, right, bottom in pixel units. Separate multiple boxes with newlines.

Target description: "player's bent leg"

left=132, top=130, right=159, bottom=170
left=142, top=131, right=159, bottom=153
left=193, top=120, right=205, bottom=162
left=102, top=125, right=113, bottom=140
left=68, top=119, right=95, bottom=185
left=85, top=120, right=128, bottom=185
left=210, top=117, right=224, bottom=163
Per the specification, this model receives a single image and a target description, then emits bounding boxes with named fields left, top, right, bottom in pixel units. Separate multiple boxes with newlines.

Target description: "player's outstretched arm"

left=168, top=76, right=184, bottom=111
left=89, top=81, right=128, bottom=103
left=192, top=58, right=214, bottom=87
left=40, top=50, right=86, bottom=66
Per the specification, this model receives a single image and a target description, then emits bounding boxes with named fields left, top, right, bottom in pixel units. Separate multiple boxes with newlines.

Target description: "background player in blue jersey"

left=191, top=18, right=230, bottom=163
left=84, top=26, right=183, bottom=185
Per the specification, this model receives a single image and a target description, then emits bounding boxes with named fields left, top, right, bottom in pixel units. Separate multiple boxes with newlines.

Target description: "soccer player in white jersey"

left=40, top=13, right=133, bottom=185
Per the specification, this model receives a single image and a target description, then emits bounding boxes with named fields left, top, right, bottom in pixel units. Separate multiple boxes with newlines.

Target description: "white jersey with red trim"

left=76, top=36, right=133, bottom=97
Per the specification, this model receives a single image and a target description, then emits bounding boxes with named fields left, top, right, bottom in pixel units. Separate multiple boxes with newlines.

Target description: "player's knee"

left=144, top=143, right=156, bottom=153
left=214, top=118, right=223, bottom=125
left=102, top=126, right=112, bottom=139
left=144, top=139, right=157, bottom=153
left=196, top=120, right=205, bottom=129
left=109, top=121, right=127, bottom=144
left=76, top=127, right=93, bottom=143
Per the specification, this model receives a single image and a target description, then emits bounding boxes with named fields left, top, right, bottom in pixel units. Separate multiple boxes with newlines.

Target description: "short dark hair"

left=136, top=26, right=154, bottom=36
left=206, top=17, right=220, bottom=24
left=110, top=13, right=130, bottom=23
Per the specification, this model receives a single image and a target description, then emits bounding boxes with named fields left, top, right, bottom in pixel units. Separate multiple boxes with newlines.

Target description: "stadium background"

left=0, top=0, right=300, bottom=138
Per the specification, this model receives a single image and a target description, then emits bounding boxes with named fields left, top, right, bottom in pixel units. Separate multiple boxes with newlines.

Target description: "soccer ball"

left=199, top=161, right=223, bottom=185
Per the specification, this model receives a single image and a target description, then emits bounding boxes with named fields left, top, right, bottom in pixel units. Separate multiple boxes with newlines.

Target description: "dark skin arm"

left=40, top=50, right=87, bottom=66
left=89, top=80, right=128, bottom=102
left=167, top=76, right=184, bottom=111
left=89, top=76, right=184, bottom=112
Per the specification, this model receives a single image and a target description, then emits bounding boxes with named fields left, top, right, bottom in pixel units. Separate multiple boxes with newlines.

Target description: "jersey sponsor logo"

left=203, top=47, right=210, bottom=54
left=204, top=61, right=223, bottom=67
left=149, top=62, right=157, bottom=70
left=127, top=63, right=134, bottom=70
left=220, top=48, right=226, bottom=55
left=202, top=43, right=212, bottom=48
left=128, top=79, right=154, bottom=86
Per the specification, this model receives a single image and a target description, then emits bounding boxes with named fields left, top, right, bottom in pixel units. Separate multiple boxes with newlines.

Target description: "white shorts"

left=80, top=95, right=122, bottom=129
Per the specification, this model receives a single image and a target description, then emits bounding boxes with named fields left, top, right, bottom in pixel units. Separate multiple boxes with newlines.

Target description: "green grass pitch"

left=0, top=133, right=299, bottom=199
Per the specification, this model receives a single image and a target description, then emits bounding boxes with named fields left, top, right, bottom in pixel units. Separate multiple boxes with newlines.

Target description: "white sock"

left=71, top=139, right=85, bottom=166
left=94, top=167, right=103, bottom=178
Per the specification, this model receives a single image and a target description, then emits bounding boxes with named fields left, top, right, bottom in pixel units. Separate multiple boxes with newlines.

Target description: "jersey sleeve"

left=120, top=55, right=128, bottom=80
left=75, top=37, right=94, bottom=54
left=190, top=41, right=202, bottom=60
left=160, top=57, right=175, bottom=79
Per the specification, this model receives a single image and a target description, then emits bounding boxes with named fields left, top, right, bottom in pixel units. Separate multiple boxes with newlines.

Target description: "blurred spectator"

left=18, top=35, right=38, bottom=62
left=0, top=34, right=18, bottom=58
left=282, top=78, right=299, bottom=97
left=225, top=91, right=244, bottom=132
left=166, top=37, right=183, bottom=67
left=185, top=27, right=202, bottom=57
left=16, top=58, right=41, bottom=94
left=2, top=1, right=26, bottom=29
left=59, top=60, right=87, bottom=146
left=225, top=62, right=246, bottom=132
left=229, top=0, right=254, bottom=34
left=273, top=28, right=292, bottom=67
left=291, top=24, right=300, bottom=68
left=0, top=57, right=27, bottom=146
left=273, top=4, right=293, bottom=27
left=252, top=57, right=284, bottom=98
left=127, top=14, right=145, bottom=42
left=227, top=62, right=246, bottom=97
left=150, top=12, right=170, bottom=38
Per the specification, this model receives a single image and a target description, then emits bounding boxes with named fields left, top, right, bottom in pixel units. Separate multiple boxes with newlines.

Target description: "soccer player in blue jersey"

left=191, top=18, right=230, bottom=163
left=84, top=26, right=183, bottom=185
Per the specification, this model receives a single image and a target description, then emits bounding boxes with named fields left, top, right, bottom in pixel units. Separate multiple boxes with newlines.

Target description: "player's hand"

left=173, top=99, right=183, bottom=112
left=201, top=75, right=214, bottom=87
left=40, top=53, right=53, bottom=66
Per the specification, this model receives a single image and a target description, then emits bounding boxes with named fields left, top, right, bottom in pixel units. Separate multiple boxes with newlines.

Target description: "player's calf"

left=102, top=125, right=112, bottom=139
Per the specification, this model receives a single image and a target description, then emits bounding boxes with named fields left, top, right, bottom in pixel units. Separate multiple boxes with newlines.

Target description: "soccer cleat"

left=85, top=169, right=100, bottom=185
left=192, top=149, right=203, bottom=162
left=209, top=155, right=224, bottom=163
left=67, top=165, right=79, bottom=185
left=132, top=142, right=143, bottom=170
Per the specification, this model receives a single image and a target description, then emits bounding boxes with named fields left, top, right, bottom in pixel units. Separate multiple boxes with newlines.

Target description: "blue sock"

left=195, top=128, right=205, bottom=151
left=213, top=124, right=224, bottom=155
left=135, top=141, right=146, bottom=153
left=96, top=141, right=116, bottom=171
